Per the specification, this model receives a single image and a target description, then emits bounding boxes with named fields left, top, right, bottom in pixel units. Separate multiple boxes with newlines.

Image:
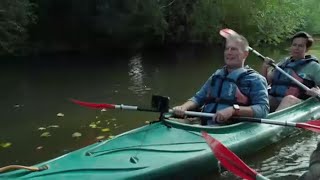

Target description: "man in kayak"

left=262, top=31, right=320, bottom=112
left=173, top=34, right=269, bottom=125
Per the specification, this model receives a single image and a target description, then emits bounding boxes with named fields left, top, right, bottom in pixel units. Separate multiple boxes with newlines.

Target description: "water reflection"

left=256, top=132, right=318, bottom=179
left=128, top=54, right=150, bottom=97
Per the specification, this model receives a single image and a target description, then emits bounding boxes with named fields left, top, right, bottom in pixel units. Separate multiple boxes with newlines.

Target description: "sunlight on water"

left=128, top=54, right=150, bottom=96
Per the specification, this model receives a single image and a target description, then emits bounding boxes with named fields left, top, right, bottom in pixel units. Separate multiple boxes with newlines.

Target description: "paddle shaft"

left=250, top=47, right=320, bottom=100
left=72, top=99, right=320, bottom=133
left=111, top=105, right=317, bottom=131
left=235, top=117, right=297, bottom=127
left=114, top=104, right=215, bottom=118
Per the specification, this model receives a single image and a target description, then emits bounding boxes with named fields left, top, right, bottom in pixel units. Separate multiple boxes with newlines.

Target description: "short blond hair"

left=226, top=34, right=249, bottom=52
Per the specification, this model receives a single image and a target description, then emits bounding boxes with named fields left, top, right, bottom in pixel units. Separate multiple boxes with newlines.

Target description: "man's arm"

left=261, top=57, right=275, bottom=84
left=308, top=62, right=320, bottom=86
left=305, top=62, right=320, bottom=97
left=247, top=74, right=270, bottom=118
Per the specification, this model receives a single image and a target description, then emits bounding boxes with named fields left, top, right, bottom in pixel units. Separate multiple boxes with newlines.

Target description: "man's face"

left=224, top=40, right=248, bottom=68
left=290, top=37, right=308, bottom=60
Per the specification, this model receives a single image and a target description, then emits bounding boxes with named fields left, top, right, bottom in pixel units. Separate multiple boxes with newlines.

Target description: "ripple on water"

left=259, top=134, right=320, bottom=179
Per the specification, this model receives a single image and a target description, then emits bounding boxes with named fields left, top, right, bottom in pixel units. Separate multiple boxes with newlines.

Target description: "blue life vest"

left=203, top=67, right=254, bottom=114
left=269, top=55, right=319, bottom=100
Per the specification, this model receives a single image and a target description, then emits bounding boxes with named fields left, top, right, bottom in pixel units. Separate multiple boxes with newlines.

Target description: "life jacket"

left=269, top=55, right=319, bottom=100
left=204, top=67, right=254, bottom=114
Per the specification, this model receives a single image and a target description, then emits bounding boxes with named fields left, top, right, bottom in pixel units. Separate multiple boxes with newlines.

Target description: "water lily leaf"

left=36, top=146, right=43, bottom=150
left=115, top=125, right=121, bottom=129
left=101, top=128, right=110, bottom=132
left=89, top=122, right=102, bottom=129
left=72, top=132, right=82, bottom=138
left=14, top=104, right=22, bottom=108
left=96, top=136, right=105, bottom=140
left=0, top=142, right=12, bottom=148
left=40, top=132, right=51, bottom=137
left=38, top=127, right=46, bottom=131
left=47, top=125, right=59, bottom=128
left=89, top=123, right=97, bottom=128
left=57, top=113, right=64, bottom=117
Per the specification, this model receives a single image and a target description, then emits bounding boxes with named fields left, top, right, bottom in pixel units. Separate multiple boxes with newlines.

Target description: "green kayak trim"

left=1, top=97, right=320, bottom=179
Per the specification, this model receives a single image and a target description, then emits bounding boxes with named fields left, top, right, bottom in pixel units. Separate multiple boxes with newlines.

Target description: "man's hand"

left=306, top=87, right=320, bottom=97
left=214, top=107, right=235, bottom=123
left=172, top=106, right=187, bottom=117
left=262, top=57, right=275, bottom=68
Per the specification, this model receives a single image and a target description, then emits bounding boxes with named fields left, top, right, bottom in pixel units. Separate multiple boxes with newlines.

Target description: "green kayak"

left=1, top=98, right=320, bottom=179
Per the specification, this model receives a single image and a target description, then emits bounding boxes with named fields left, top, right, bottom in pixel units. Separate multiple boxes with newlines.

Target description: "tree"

left=0, top=0, right=36, bottom=54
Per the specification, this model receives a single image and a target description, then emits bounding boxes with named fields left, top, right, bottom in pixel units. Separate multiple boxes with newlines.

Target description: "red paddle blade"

left=202, top=131, right=257, bottom=180
left=296, top=120, right=320, bottom=133
left=219, top=28, right=239, bottom=38
left=306, top=119, right=320, bottom=126
left=70, top=99, right=115, bottom=109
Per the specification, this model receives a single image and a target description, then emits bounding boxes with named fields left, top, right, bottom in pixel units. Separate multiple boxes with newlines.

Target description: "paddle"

left=234, top=117, right=320, bottom=133
left=219, top=28, right=320, bottom=100
left=71, top=99, right=320, bottom=133
left=70, top=99, right=216, bottom=118
left=202, top=131, right=269, bottom=180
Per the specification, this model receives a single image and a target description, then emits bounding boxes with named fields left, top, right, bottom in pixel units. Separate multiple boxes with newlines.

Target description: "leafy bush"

left=0, top=0, right=36, bottom=54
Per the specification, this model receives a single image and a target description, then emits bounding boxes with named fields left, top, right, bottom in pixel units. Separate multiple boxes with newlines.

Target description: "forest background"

left=2, top=0, right=320, bottom=56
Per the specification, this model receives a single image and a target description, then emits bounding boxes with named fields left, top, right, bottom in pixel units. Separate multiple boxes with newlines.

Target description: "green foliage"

left=189, top=0, right=222, bottom=43
left=95, top=0, right=167, bottom=45
left=160, top=0, right=195, bottom=43
left=190, top=0, right=308, bottom=46
left=2, top=0, right=320, bottom=55
left=0, top=0, right=36, bottom=54
left=252, top=0, right=307, bottom=45
left=303, top=0, right=320, bottom=35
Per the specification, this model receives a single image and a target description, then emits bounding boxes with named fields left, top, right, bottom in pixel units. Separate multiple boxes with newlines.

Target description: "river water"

left=0, top=45, right=319, bottom=179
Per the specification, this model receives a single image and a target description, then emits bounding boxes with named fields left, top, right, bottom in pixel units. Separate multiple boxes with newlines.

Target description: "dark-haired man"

left=262, top=31, right=320, bottom=112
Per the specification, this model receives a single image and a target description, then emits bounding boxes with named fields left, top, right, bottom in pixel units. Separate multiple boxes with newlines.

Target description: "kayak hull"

left=1, top=98, right=320, bottom=179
